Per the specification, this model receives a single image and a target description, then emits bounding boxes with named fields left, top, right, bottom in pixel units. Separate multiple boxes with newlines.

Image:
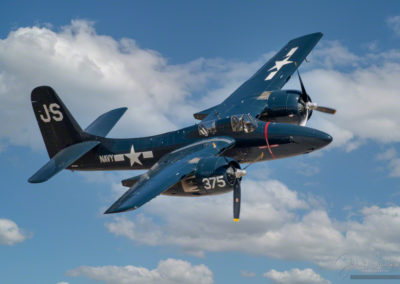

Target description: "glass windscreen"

left=231, top=114, right=257, bottom=133
left=198, top=120, right=217, bottom=136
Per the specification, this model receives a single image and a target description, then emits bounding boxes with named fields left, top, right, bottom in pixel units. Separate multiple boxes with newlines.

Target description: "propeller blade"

left=297, top=71, right=308, bottom=102
left=306, top=102, right=336, bottom=115
left=233, top=181, right=241, bottom=222
left=315, top=106, right=336, bottom=115
left=298, top=70, right=336, bottom=119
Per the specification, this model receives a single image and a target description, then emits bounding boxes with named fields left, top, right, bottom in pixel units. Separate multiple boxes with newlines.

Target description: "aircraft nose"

left=293, top=128, right=332, bottom=151
left=311, top=129, right=332, bottom=148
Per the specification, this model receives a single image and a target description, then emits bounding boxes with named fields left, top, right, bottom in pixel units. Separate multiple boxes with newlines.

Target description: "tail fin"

left=31, top=86, right=83, bottom=158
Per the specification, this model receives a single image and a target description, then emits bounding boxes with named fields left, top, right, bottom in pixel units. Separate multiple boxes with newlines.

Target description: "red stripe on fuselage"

left=264, top=122, right=276, bottom=159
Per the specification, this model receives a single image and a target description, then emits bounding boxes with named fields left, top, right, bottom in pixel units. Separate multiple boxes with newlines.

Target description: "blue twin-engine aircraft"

left=29, top=32, right=335, bottom=221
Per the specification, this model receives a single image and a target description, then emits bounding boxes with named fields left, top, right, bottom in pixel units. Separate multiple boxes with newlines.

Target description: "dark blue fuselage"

left=71, top=119, right=332, bottom=171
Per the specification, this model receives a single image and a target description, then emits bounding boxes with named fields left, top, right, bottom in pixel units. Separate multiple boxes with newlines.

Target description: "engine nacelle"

left=258, top=90, right=309, bottom=125
left=168, top=156, right=241, bottom=196
left=195, top=156, right=239, bottom=189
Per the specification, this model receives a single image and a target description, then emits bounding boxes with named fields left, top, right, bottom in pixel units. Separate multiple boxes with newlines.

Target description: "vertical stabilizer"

left=31, top=86, right=83, bottom=158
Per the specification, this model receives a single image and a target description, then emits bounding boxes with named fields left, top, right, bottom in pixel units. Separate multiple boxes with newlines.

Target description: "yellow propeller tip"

left=233, top=218, right=239, bottom=222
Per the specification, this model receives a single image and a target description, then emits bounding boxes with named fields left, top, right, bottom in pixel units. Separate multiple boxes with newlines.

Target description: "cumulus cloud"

left=3, top=20, right=398, bottom=273
left=106, top=179, right=310, bottom=257
left=0, top=21, right=399, bottom=154
left=0, top=20, right=190, bottom=148
left=0, top=218, right=27, bottom=245
left=67, top=258, right=213, bottom=284
left=310, top=40, right=360, bottom=69
left=302, top=44, right=400, bottom=150
left=264, top=268, right=330, bottom=284
left=105, top=177, right=400, bottom=270
left=0, top=20, right=259, bottom=150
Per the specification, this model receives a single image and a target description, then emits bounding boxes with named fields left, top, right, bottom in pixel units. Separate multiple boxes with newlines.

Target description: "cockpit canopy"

left=230, top=114, right=257, bottom=133
left=198, top=114, right=258, bottom=137
left=198, top=120, right=216, bottom=137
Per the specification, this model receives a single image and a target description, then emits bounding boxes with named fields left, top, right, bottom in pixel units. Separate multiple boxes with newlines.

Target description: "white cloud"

left=198, top=52, right=274, bottom=106
left=56, top=282, right=69, bottom=284
left=264, top=268, right=330, bottom=284
left=1, top=21, right=400, bottom=154
left=8, top=20, right=397, bottom=269
left=376, top=147, right=400, bottom=177
left=377, top=148, right=397, bottom=161
left=67, top=258, right=213, bottom=284
left=0, top=218, right=27, bottom=245
left=0, top=20, right=248, bottom=150
left=388, top=159, right=400, bottom=177
left=105, top=179, right=310, bottom=256
left=311, top=40, right=360, bottom=69
left=105, top=177, right=400, bottom=270
left=386, top=16, right=400, bottom=36
left=304, top=62, right=400, bottom=150
left=282, top=39, right=399, bottom=151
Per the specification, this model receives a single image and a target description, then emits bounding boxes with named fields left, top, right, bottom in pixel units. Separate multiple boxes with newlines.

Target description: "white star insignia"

left=265, top=46, right=298, bottom=81
left=124, top=145, right=142, bottom=166
left=268, top=56, right=293, bottom=72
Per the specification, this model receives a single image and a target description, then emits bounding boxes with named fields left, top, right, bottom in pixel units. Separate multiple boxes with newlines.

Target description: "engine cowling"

left=195, top=156, right=240, bottom=191
left=258, top=90, right=309, bottom=125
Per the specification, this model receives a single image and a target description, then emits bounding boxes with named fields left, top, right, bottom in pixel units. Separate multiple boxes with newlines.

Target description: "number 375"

left=202, top=176, right=226, bottom=190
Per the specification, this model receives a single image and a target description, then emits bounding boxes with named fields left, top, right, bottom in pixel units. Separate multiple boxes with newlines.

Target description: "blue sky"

left=1, top=1, right=400, bottom=283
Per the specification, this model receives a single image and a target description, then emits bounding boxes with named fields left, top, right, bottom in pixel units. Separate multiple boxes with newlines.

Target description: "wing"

left=104, top=137, right=235, bottom=214
left=194, top=32, right=322, bottom=121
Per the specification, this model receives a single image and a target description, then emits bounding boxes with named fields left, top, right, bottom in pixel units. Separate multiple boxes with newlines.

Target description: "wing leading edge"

left=105, top=137, right=235, bottom=214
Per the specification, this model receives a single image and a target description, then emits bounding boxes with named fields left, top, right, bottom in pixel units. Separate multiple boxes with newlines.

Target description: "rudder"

left=31, top=86, right=83, bottom=158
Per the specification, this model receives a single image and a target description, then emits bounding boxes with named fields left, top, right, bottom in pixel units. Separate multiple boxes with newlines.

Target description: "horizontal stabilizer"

left=28, top=141, right=100, bottom=183
left=85, top=107, right=127, bottom=137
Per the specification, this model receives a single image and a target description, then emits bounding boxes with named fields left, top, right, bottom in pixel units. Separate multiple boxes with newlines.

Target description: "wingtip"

left=118, top=107, right=128, bottom=112
left=104, top=209, right=115, bottom=214
left=104, top=205, right=137, bottom=214
left=290, top=32, right=323, bottom=44
left=28, top=178, right=38, bottom=184
left=306, top=32, right=324, bottom=40
left=28, top=175, right=46, bottom=183
left=308, top=32, right=323, bottom=37
left=104, top=202, right=136, bottom=214
left=104, top=204, right=120, bottom=214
